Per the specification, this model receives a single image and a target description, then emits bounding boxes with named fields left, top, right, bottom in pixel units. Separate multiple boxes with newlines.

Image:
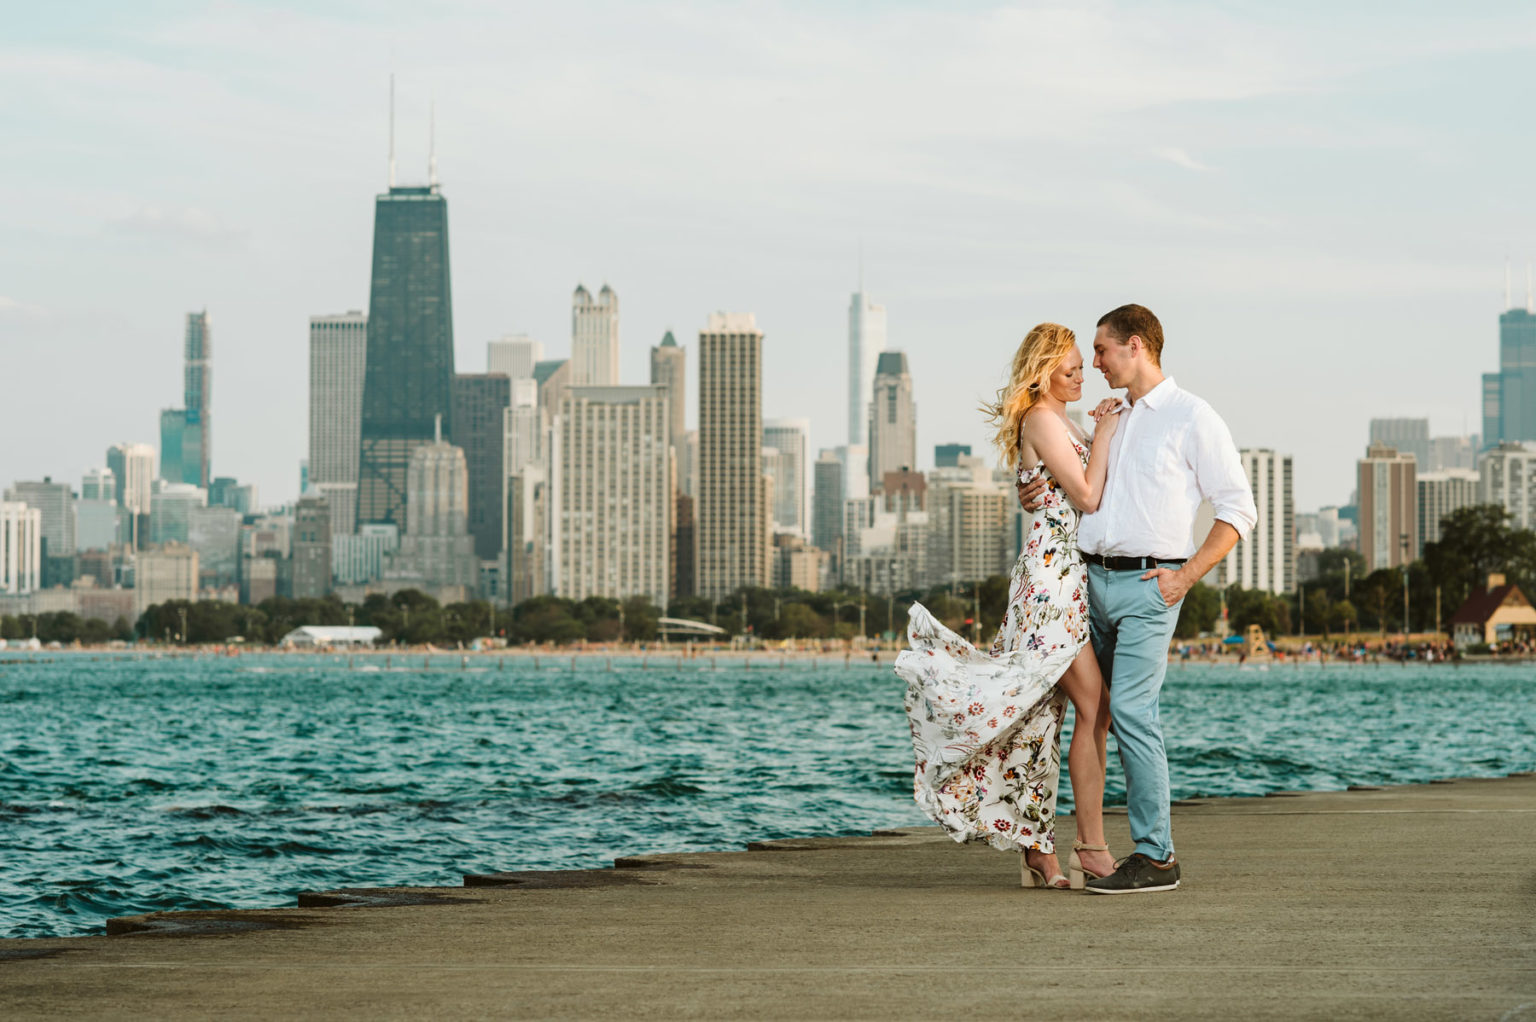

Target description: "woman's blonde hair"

left=983, top=322, right=1078, bottom=469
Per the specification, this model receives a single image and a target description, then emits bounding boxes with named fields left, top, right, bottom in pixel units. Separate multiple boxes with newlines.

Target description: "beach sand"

left=2, top=775, right=1533, bottom=1019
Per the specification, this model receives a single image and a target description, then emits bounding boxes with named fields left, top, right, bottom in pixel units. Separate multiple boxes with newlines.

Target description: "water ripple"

left=0, top=654, right=1531, bottom=938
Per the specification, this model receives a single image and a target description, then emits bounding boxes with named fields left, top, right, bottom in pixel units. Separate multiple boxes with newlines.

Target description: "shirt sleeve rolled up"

left=1192, top=403, right=1257, bottom=539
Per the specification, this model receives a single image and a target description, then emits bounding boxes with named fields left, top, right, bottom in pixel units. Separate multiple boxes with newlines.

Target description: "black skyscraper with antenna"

left=357, top=79, right=456, bottom=529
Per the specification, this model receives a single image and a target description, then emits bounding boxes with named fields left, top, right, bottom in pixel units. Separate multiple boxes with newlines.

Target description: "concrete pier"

left=3, top=776, right=1533, bottom=1019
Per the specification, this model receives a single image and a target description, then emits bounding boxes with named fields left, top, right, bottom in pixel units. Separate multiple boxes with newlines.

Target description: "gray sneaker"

left=1083, top=852, right=1180, bottom=895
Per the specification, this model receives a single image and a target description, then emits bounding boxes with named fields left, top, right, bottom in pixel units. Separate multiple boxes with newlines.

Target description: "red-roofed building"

left=1449, top=573, right=1536, bottom=649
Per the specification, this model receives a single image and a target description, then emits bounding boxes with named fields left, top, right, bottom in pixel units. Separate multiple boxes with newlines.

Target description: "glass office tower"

left=357, top=185, right=456, bottom=528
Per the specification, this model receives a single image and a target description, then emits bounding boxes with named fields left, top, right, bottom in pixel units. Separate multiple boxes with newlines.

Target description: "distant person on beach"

left=1016, top=304, right=1254, bottom=894
left=896, top=322, right=1123, bottom=890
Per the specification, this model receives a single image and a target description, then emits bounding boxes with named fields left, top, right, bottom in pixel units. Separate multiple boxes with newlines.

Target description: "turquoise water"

left=2, top=653, right=1532, bottom=939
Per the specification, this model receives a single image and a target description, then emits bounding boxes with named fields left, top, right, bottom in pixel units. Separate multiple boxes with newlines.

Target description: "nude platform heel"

left=1022, top=852, right=1068, bottom=890
left=1069, top=841, right=1112, bottom=890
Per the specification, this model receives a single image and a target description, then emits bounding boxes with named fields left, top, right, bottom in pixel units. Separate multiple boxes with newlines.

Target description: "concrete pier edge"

left=3, top=772, right=1534, bottom=1019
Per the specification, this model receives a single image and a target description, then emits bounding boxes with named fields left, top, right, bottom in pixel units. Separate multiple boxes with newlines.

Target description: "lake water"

left=2, top=652, right=1532, bottom=939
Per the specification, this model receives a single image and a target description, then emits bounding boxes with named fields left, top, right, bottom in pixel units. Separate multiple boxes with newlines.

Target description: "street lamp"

left=1400, top=532, right=1410, bottom=643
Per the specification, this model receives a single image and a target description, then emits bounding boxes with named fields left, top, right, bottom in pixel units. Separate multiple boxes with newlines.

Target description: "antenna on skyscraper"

left=429, top=95, right=438, bottom=188
left=388, top=73, right=396, bottom=188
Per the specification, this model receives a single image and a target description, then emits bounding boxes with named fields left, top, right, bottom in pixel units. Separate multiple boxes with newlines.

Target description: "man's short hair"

left=1097, top=304, right=1164, bottom=365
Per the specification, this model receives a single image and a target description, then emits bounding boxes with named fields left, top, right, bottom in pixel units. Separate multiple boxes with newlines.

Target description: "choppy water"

left=2, top=653, right=1532, bottom=939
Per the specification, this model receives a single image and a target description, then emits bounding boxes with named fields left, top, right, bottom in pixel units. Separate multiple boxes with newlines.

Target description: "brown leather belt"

left=1084, top=553, right=1186, bottom=571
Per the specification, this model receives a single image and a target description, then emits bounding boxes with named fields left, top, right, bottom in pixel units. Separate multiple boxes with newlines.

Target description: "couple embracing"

left=896, top=304, right=1256, bottom=894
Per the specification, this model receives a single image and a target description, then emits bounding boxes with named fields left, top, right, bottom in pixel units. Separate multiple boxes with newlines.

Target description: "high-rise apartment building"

left=188, top=505, right=240, bottom=589
left=697, top=313, right=767, bottom=599
left=1369, top=419, right=1429, bottom=470
left=357, top=181, right=456, bottom=530
left=812, top=449, right=844, bottom=555
left=1478, top=442, right=1536, bottom=530
left=1211, top=450, right=1293, bottom=594
left=650, top=331, right=687, bottom=455
left=868, top=351, right=917, bottom=493
left=0, top=502, right=41, bottom=595
left=1483, top=306, right=1536, bottom=448
left=550, top=385, right=671, bottom=605
left=1358, top=443, right=1418, bottom=571
left=308, top=311, right=367, bottom=536
left=847, top=291, right=886, bottom=445
left=333, top=524, right=400, bottom=586
left=487, top=334, right=543, bottom=380
left=1417, top=469, right=1479, bottom=554
left=571, top=284, right=619, bottom=386
left=763, top=418, right=810, bottom=537
left=451, top=373, right=512, bottom=560
left=291, top=492, right=333, bottom=598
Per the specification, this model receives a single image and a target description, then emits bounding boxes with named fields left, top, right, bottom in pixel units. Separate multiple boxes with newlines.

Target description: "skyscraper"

left=357, top=180, right=456, bottom=530
left=308, top=311, right=367, bottom=536
left=934, top=444, right=971, bottom=468
left=1369, top=418, right=1429, bottom=470
left=1478, top=442, right=1536, bottom=530
left=0, top=502, right=41, bottom=595
left=649, top=331, right=687, bottom=456
left=763, top=418, right=810, bottom=537
left=812, top=449, right=844, bottom=554
left=571, top=284, right=619, bottom=386
left=1483, top=294, right=1536, bottom=448
left=1211, top=449, right=1293, bottom=594
left=550, top=385, right=671, bottom=605
left=868, top=350, right=917, bottom=493
left=291, top=492, right=333, bottom=598
left=1418, top=469, right=1479, bottom=554
left=183, top=310, right=211, bottom=488
left=81, top=467, right=115, bottom=503
left=3, top=478, right=75, bottom=586
left=697, top=313, right=767, bottom=599
left=159, top=312, right=212, bottom=487
left=387, top=419, right=479, bottom=592
left=107, top=443, right=155, bottom=548
left=451, top=373, right=512, bottom=560
left=1358, top=443, right=1417, bottom=571
left=487, top=334, right=544, bottom=380
left=848, top=291, right=886, bottom=445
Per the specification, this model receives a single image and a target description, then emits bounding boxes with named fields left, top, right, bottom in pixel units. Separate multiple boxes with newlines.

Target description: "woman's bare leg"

left=1057, top=644, right=1115, bottom=877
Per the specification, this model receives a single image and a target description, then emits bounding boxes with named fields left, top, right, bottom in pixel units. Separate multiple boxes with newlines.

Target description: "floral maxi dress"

left=895, top=429, right=1091, bottom=854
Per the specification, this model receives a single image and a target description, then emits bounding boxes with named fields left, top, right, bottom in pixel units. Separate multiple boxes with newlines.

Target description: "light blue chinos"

left=1087, top=562, right=1184, bottom=862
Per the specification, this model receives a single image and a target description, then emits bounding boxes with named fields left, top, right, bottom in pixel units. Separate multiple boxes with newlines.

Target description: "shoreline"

left=4, top=644, right=1536, bottom=665
left=3, top=772, right=1532, bottom=1018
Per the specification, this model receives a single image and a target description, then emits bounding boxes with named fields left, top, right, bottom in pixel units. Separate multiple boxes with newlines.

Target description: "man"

left=1019, top=304, right=1255, bottom=894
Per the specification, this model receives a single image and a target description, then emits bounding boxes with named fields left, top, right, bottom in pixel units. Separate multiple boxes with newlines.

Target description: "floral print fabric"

left=896, top=427, right=1091, bottom=853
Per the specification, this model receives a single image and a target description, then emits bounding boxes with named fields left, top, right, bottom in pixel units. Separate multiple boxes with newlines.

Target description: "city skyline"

left=8, top=3, right=1536, bottom=511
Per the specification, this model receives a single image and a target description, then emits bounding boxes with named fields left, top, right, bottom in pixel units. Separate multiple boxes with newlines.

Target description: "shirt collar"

left=1131, top=376, right=1177, bottom=410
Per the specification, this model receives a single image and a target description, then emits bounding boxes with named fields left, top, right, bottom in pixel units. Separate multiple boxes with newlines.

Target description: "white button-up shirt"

left=1077, top=377, right=1256, bottom=559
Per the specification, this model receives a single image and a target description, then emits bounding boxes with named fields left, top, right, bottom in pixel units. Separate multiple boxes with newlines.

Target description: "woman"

left=896, top=322, right=1118, bottom=889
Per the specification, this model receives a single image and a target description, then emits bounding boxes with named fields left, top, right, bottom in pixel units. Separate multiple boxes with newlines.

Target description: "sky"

left=5, top=0, right=1536, bottom=511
